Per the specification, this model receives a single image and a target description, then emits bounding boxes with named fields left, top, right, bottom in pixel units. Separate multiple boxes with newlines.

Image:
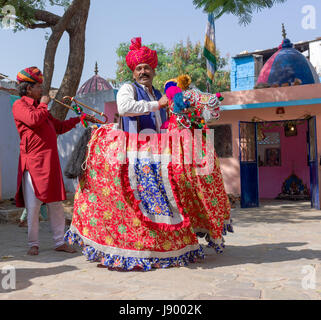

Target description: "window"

left=209, top=124, right=233, bottom=158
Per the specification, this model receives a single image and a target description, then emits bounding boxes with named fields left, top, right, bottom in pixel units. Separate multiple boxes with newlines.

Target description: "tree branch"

left=27, top=22, right=51, bottom=29
left=33, top=9, right=61, bottom=26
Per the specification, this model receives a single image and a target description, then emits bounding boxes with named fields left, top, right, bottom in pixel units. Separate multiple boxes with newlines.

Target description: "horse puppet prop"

left=64, top=75, right=233, bottom=271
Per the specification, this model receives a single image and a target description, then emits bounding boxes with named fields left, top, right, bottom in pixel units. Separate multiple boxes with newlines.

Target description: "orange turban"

left=125, top=37, right=158, bottom=71
left=17, top=67, right=44, bottom=84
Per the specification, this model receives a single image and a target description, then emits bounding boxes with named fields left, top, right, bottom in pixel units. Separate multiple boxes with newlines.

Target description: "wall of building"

left=0, top=91, right=20, bottom=200
left=222, top=83, right=321, bottom=106
left=310, top=40, right=321, bottom=79
left=104, top=101, right=118, bottom=123
left=217, top=104, right=321, bottom=197
left=231, top=55, right=257, bottom=92
left=214, top=84, right=321, bottom=201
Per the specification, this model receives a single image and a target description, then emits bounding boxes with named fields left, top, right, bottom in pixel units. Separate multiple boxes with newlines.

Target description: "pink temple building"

left=209, top=31, right=321, bottom=209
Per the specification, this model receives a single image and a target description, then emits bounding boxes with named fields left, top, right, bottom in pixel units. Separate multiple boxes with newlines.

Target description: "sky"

left=0, top=0, right=320, bottom=88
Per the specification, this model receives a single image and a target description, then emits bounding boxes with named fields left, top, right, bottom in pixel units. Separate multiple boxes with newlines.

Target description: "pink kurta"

left=12, top=96, right=80, bottom=207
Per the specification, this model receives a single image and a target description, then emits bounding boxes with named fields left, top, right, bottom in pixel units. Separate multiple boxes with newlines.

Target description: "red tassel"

left=80, top=113, right=88, bottom=128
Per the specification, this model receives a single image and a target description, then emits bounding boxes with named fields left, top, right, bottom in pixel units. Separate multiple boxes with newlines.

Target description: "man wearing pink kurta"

left=12, top=67, right=81, bottom=255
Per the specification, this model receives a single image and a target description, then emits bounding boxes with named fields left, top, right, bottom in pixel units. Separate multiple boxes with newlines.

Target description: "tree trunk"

left=49, top=0, right=90, bottom=120
left=42, top=0, right=84, bottom=96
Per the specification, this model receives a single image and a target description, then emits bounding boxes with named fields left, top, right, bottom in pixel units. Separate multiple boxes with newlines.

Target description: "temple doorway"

left=239, top=117, right=319, bottom=209
left=258, top=119, right=310, bottom=202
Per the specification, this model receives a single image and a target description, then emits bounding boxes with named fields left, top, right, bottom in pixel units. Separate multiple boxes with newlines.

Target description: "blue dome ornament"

left=257, top=24, right=320, bottom=86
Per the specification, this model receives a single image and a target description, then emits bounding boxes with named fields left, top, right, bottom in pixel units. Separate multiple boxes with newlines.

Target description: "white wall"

left=57, top=116, right=86, bottom=194
left=57, top=89, right=116, bottom=193
left=310, top=40, right=321, bottom=78
left=0, top=91, right=20, bottom=200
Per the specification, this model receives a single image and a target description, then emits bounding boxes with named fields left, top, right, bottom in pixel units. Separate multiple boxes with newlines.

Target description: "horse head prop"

left=164, top=75, right=224, bottom=129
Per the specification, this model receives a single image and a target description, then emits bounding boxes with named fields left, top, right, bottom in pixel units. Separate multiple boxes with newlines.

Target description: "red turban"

left=125, top=37, right=158, bottom=71
left=17, top=67, right=44, bottom=84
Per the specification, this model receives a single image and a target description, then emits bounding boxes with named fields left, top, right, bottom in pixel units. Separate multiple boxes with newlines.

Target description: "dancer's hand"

left=84, top=114, right=97, bottom=123
left=158, top=95, right=169, bottom=109
left=40, top=96, right=50, bottom=105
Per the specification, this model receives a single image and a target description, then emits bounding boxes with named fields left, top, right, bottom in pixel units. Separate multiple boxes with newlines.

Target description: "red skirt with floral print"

left=65, top=122, right=233, bottom=271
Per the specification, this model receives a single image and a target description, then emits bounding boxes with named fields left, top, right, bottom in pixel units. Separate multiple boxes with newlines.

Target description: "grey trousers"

left=21, top=171, right=65, bottom=249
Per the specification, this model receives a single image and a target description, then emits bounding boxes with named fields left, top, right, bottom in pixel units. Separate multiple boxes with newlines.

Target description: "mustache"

left=139, top=73, right=150, bottom=79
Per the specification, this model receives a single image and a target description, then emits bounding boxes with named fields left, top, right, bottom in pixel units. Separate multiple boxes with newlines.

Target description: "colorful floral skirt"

left=64, top=124, right=233, bottom=271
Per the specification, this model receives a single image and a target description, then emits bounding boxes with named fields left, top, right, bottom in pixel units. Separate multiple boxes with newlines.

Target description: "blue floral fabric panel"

left=134, top=158, right=174, bottom=217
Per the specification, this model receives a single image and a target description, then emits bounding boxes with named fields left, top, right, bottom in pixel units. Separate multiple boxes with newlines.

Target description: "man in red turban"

left=12, top=67, right=86, bottom=256
left=117, top=37, right=168, bottom=133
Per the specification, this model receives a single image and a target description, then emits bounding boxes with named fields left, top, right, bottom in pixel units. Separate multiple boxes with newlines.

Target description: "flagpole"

left=206, top=80, right=210, bottom=93
left=204, top=13, right=217, bottom=94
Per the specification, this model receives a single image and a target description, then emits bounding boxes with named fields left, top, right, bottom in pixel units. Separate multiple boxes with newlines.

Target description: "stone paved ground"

left=0, top=200, right=320, bottom=300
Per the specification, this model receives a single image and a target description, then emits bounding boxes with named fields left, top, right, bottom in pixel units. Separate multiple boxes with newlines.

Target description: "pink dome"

left=77, top=63, right=112, bottom=96
left=77, top=74, right=113, bottom=96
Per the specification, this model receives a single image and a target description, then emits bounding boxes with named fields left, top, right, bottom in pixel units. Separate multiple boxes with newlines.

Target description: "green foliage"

left=115, top=40, right=230, bottom=93
left=193, top=0, right=287, bottom=25
left=0, top=0, right=70, bottom=31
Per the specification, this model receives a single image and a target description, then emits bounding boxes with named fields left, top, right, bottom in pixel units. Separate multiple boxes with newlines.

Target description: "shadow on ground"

left=0, top=265, right=78, bottom=293
left=233, top=200, right=321, bottom=225
left=193, top=241, right=321, bottom=270
left=0, top=222, right=82, bottom=265
left=1, top=200, right=320, bottom=279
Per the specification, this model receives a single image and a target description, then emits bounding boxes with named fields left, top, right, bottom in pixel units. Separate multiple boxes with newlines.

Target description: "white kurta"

left=116, top=83, right=163, bottom=133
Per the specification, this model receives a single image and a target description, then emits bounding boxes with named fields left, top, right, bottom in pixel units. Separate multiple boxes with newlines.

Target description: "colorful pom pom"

left=216, top=93, right=224, bottom=101
left=177, top=74, right=192, bottom=91
left=164, top=80, right=178, bottom=93
left=173, top=92, right=187, bottom=114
